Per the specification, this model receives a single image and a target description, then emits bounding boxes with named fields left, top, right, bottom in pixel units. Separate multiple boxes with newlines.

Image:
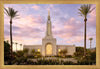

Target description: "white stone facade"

left=23, top=11, right=76, bottom=56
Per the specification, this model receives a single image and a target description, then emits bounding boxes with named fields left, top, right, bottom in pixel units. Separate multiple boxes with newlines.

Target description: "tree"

left=74, top=47, right=91, bottom=57
left=23, top=48, right=29, bottom=56
left=90, top=51, right=96, bottom=60
left=62, top=49, right=67, bottom=56
left=4, top=41, right=10, bottom=61
left=12, top=42, right=14, bottom=51
left=89, top=38, right=93, bottom=50
left=78, top=4, right=95, bottom=57
left=35, top=52, right=41, bottom=57
left=4, top=7, right=19, bottom=59
left=16, top=50, right=24, bottom=57
left=31, top=49, right=36, bottom=56
left=15, top=42, right=18, bottom=52
left=23, top=48, right=29, bottom=53
left=76, top=47, right=84, bottom=52
left=59, top=49, right=67, bottom=57
left=74, top=47, right=84, bottom=57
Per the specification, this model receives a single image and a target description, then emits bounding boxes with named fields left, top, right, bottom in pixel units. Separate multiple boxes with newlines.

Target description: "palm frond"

left=78, top=12, right=83, bottom=16
left=78, top=4, right=95, bottom=18
left=4, top=8, right=10, bottom=16
left=14, top=17, right=20, bottom=19
left=4, top=7, right=19, bottom=19
left=89, top=7, right=95, bottom=13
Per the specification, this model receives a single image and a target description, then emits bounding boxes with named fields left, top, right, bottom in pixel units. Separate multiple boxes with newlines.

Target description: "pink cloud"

left=31, top=5, right=40, bottom=10
left=4, top=4, right=96, bottom=46
left=88, top=10, right=96, bottom=22
left=4, top=14, right=45, bottom=45
left=66, top=36, right=84, bottom=43
left=12, top=15, right=45, bottom=29
left=64, top=25, right=73, bottom=29
left=59, top=33, right=73, bottom=39
left=70, top=17, right=75, bottom=22
left=50, top=4, right=54, bottom=8
left=53, top=17, right=84, bottom=40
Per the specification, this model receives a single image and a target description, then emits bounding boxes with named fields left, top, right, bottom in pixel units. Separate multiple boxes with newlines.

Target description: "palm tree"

left=15, top=42, right=18, bottom=52
left=78, top=4, right=95, bottom=57
left=20, top=44, right=22, bottom=50
left=12, top=42, right=14, bottom=51
left=89, top=38, right=93, bottom=50
left=4, top=7, right=19, bottom=59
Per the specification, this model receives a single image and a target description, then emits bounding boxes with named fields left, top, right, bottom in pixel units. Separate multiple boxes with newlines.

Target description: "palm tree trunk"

left=84, top=18, right=87, bottom=57
left=20, top=46, right=21, bottom=50
left=90, top=40, right=91, bottom=49
left=10, top=19, right=13, bottom=59
left=16, top=45, right=17, bottom=52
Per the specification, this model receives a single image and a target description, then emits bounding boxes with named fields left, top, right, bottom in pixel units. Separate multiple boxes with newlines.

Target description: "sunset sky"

left=4, top=4, right=96, bottom=51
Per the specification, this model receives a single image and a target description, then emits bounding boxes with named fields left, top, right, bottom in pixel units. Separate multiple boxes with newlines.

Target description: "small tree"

left=35, top=52, right=41, bottom=57
left=90, top=51, right=96, bottom=60
left=59, top=49, right=67, bottom=57
left=16, top=50, right=24, bottom=57
left=23, top=48, right=29, bottom=53
left=76, top=47, right=84, bottom=52
left=62, top=49, right=67, bottom=56
left=4, top=41, right=10, bottom=61
left=31, top=49, right=36, bottom=56
left=23, top=48, right=29, bottom=56
left=74, top=47, right=84, bottom=57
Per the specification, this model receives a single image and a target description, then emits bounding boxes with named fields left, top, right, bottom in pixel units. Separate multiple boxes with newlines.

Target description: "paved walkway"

left=28, top=57, right=77, bottom=63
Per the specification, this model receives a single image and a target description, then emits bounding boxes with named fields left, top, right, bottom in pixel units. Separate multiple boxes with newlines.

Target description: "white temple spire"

left=46, top=10, right=52, bottom=37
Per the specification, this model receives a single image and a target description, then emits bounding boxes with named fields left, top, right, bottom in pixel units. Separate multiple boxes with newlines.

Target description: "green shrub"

left=35, top=52, right=41, bottom=57
left=26, top=59, right=76, bottom=65
left=77, top=60, right=93, bottom=65
left=63, top=61, right=74, bottom=65
left=76, top=47, right=84, bottom=52
left=4, top=41, right=10, bottom=61
left=16, top=51, right=24, bottom=57
left=90, top=51, right=96, bottom=60
left=65, top=55, right=72, bottom=58
left=74, top=52, right=84, bottom=57
left=12, top=57, right=27, bottom=65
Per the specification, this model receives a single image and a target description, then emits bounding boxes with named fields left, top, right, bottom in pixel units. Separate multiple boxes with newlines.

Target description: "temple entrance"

left=46, top=43, right=52, bottom=56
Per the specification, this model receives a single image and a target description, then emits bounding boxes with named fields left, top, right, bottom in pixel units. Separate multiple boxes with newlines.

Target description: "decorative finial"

left=48, top=9, right=50, bottom=20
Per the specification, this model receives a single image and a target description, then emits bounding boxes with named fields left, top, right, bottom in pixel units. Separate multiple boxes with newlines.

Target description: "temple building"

left=23, top=11, right=76, bottom=56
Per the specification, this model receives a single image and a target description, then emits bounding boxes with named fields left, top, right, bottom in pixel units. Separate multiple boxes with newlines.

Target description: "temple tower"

left=46, top=11, right=52, bottom=36
left=42, top=11, right=57, bottom=56
left=45, top=10, right=53, bottom=38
